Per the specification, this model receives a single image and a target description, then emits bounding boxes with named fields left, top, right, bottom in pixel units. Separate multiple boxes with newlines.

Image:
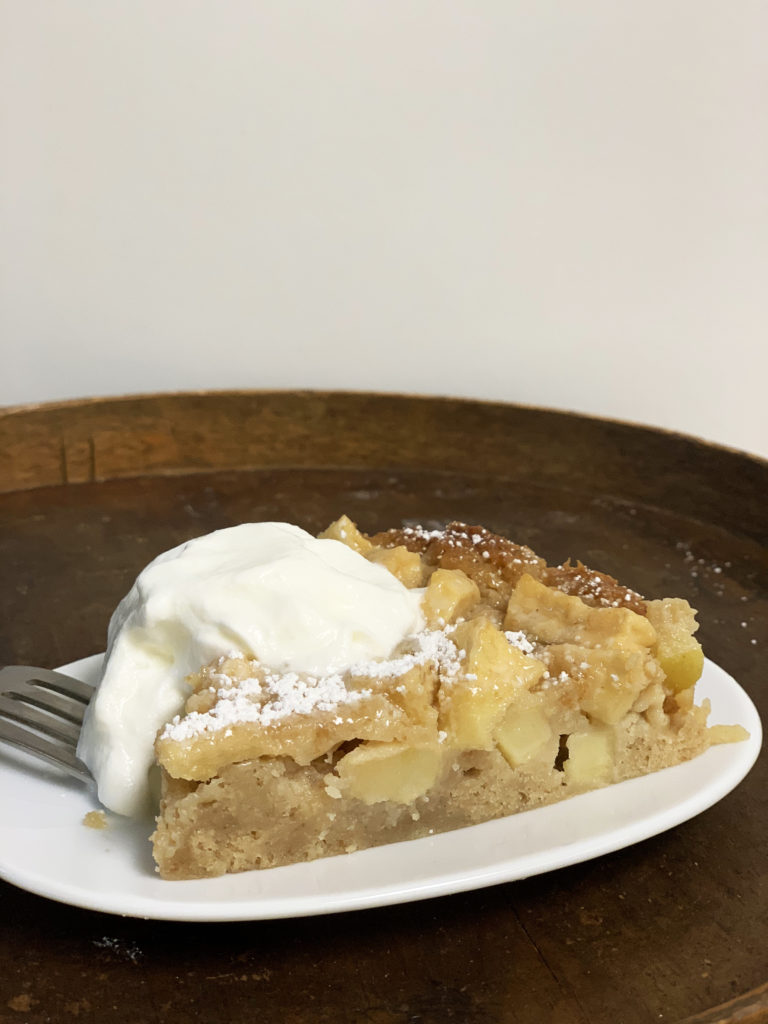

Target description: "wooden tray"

left=1, top=391, right=765, bottom=1024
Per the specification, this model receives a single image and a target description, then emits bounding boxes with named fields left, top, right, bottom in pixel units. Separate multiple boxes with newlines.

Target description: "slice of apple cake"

left=151, top=516, right=745, bottom=879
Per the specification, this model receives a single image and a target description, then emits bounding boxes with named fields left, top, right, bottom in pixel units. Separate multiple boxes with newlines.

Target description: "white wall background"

left=2, top=1, right=767, bottom=458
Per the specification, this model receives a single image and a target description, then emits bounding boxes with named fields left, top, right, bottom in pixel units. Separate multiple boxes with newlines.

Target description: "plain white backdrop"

left=1, top=2, right=767, bottom=458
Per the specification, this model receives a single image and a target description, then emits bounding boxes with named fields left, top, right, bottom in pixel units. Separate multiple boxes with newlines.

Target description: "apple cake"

left=151, top=516, right=745, bottom=879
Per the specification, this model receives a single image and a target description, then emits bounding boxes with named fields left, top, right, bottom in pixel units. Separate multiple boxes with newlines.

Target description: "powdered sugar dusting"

left=400, top=526, right=446, bottom=542
left=162, top=668, right=374, bottom=742
left=505, top=630, right=535, bottom=655
left=351, top=629, right=463, bottom=681
left=161, top=629, right=466, bottom=743
left=537, top=669, right=571, bottom=691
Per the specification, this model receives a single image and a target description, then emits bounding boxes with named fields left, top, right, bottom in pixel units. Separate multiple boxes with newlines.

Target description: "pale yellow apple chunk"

left=505, top=573, right=657, bottom=650
left=366, top=544, right=426, bottom=588
left=439, top=618, right=545, bottom=749
left=318, top=514, right=374, bottom=554
left=422, top=567, right=481, bottom=629
left=495, top=705, right=555, bottom=768
left=334, top=741, right=443, bottom=804
left=645, top=598, right=705, bottom=693
left=545, top=644, right=661, bottom=725
left=563, top=726, right=615, bottom=786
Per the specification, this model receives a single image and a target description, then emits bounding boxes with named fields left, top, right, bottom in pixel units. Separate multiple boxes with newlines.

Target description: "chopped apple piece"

left=543, top=644, right=660, bottom=726
left=367, top=544, right=426, bottom=588
left=439, top=618, right=545, bottom=749
left=506, top=574, right=657, bottom=650
left=563, top=727, right=615, bottom=786
left=318, top=514, right=373, bottom=555
left=578, top=651, right=652, bottom=725
left=422, top=568, right=481, bottom=628
left=646, top=598, right=704, bottom=693
left=334, top=741, right=442, bottom=804
left=495, top=705, right=554, bottom=767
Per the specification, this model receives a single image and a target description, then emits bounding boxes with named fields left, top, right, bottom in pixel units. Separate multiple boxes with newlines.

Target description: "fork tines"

left=0, top=666, right=94, bottom=784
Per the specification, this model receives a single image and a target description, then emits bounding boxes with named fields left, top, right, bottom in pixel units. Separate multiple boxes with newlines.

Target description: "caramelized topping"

left=541, top=560, right=646, bottom=614
left=371, top=521, right=545, bottom=609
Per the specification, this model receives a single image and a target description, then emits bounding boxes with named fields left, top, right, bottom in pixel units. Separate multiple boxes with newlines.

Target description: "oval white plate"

left=0, top=655, right=761, bottom=921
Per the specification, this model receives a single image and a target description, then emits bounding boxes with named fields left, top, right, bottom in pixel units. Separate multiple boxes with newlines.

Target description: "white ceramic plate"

left=0, top=655, right=761, bottom=921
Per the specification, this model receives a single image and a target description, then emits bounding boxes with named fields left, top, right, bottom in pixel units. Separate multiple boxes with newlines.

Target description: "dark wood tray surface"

left=1, top=392, right=766, bottom=1024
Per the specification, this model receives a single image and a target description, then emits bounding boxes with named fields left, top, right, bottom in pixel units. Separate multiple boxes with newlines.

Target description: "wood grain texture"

left=1, top=391, right=766, bottom=1024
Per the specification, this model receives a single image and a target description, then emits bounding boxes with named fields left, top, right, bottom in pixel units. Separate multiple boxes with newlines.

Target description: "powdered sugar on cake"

left=163, top=668, right=373, bottom=740
left=161, top=627, right=471, bottom=743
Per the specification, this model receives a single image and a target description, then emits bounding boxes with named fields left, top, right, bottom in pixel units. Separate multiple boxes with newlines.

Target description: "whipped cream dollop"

left=78, top=522, right=424, bottom=816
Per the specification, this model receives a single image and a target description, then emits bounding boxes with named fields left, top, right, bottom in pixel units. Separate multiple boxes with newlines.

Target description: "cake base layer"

left=152, top=704, right=711, bottom=880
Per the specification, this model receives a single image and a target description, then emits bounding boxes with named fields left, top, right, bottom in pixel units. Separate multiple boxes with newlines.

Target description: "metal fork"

left=0, top=666, right=94, bottom=784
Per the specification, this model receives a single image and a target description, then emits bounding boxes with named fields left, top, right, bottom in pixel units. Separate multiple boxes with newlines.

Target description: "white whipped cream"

left=78, top=522, right=424, bottom=816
